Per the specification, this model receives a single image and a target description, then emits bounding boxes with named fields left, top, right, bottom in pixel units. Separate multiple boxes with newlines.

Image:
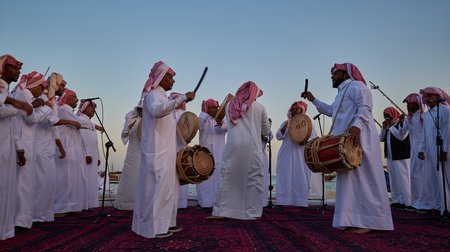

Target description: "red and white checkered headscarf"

left=12, top=71, right=47, bottom=93
left=169, top=92, right=186, bottom=111
left=228, top=81, right=263, bottom=126
left=58, top=88, right=76, bottom=106
left=202, top=99, right=218, bottom=113
left=403, top=93, right=424, bottom=126
left=331, top=63, right=366, bottom=85
left=383, top=107, right=400, bottom=121
left=419, top=86, right=450, bottom=106
left=0, top=54, right=23, bottom=90
left=77, top=100, right=96, bottom=116
left=288, top=101, right=308, bottom=118
left=140, top=61, right=175, bottom=103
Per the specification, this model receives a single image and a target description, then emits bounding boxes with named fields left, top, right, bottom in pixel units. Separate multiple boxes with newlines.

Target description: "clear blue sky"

left=2, top=0, right=449, bottom=169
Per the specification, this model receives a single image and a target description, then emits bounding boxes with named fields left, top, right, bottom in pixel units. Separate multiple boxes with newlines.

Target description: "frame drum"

left=214, top=93, right=234, bottom=123
left=288, top=113, right=312, bottom=145
left=177, top=111, right=199, bottom=143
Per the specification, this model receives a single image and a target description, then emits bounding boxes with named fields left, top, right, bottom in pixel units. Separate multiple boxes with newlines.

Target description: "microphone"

left=429, top=97, right=446, bottom=103
left=80, top=97, right=100, bottom=103
left=313, top=113, right=322, bottom=120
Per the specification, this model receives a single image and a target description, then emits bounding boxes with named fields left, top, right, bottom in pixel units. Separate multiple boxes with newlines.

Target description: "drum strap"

left=328, top=81, right=352, bottom=135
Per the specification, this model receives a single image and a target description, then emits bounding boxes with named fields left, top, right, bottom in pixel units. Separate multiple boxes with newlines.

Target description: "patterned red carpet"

left=1, top=206, right=449, bottom=251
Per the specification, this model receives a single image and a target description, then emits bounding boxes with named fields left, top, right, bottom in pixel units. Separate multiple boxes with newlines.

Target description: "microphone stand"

left=267, top=133, right=283, bottom=212
left=82, top=100, right=119, bottom=223
left=314, top=114, right=327, bottom=213
left=435, top=103, right=450, bottom=220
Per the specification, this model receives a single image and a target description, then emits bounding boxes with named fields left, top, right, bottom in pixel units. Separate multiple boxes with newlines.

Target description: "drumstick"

left=193, top=67, right=208, bottom=93
left=301, top=78, right=308, bottom=98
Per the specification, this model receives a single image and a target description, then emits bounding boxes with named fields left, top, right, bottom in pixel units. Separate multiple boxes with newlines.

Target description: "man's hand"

left=441, top=152, right=448, bottom=162
left=399, top=114, right=406, bottom=122
left=302, top=91, right=315, bottom=102
left=17, top=150, right=26, bottom=166
left=348, top=126, right=361, bottom=147
left=58, top=146, right=66, bottom=159
left=86, top=156, right=93, bottom=164
left=418, top=152, right=425, bottom=160
left=185, top=91, right=196, bottom=102
left=31, top=98, right=45, bottom=108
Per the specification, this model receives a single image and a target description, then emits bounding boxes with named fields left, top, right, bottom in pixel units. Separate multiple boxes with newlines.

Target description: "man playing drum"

left=132, top=61, right=195, bottom=238
left=303, top=63, right=393, bottom=234
left=275, top=101, right=317, bottom=207
left=169, top=92, right=190, bottom=209
left=196, top=99, right=226, bottom=208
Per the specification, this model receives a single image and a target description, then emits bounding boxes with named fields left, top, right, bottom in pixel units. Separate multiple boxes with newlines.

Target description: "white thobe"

left=175, top=109, right=189, bottom=209
left=261, top=131, right=272, bottom=207
left=379, top=123, right=411, bottom=206
left=212, top=101, right=270, bottom=220
left=132, top=86, right=186, bottom=238
left=33, top=94, right=59, bottom=222
left=13, top=89, right=51, bottom=228
left=419, top=105, right=450, bottom=214
left=114, top=111, right=141, bottom=210
left=399, top=112, right=434, bottom=209
left=79, top=113, right=100, bottom=209
left=0, top=81, right=24, bottom=240
left=275, top=119, right=317, bottom=207
left=196, top=112, right=226, bottom=208
left=54, top=104, right=85, bottom=213
left=313, top=79, right=393, bottom=230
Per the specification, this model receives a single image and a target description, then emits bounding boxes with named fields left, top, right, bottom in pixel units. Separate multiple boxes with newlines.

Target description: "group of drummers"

left=1, top=54, right=449, bottom=240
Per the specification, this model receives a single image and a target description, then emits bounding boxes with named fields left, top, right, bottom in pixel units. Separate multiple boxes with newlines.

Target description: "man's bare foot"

left=345, top=227, right=371, bottom=234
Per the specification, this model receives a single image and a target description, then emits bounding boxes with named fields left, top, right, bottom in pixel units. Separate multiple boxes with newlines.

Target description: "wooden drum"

left=176, top=145, right=215, bottom=185
left=304, top=133, right=362, bottom=173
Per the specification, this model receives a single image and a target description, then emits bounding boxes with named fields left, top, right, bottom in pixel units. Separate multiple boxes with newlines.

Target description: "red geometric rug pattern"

left=1, top=206, right=449, bottom=251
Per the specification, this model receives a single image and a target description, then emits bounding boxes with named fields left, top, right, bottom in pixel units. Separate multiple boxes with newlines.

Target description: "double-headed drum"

left=177, top=111, right=199, bottom=143
left=288, top=113, right=312, bottom=145
left=214, top=93, right=234, bottom=123
left=304, top=133, right=362, bottom=173
left=176, top=145, right=215, bottom=185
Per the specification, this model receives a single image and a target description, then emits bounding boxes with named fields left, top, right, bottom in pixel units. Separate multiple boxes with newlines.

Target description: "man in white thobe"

left=0, top=55, right=33, bottom=240
left=211, top=81, right=270, bottom=220
left=132, top=61, right=195, bottom=238
left=379, top=107, right=412, bottom=209
left=114, top=106, right=142, bottom=210
left=399, top=93, right=434, bottom=211
left=418, top=87, right=450, bottom=216
left=33, top=72, right=68, bottom=222
left=275, top=101, right=317, bottom=207
left=54, top=89, right=85, bottom=214
left=78, top=100, right=102, bottom=209
left=196, top=99, right=226, bottom=208
left=304, top=63, right=393, bottom=233
left=12, top=72, right=53, bottom=229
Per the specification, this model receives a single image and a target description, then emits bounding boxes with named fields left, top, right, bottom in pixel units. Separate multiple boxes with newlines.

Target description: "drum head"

left=342, top=135, right=362, bottom=167
left=193, top=147, right=214, bottom=176
left=288, top=113, right=312, bottom=145
left=178, top=111, right=199, bottom=143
